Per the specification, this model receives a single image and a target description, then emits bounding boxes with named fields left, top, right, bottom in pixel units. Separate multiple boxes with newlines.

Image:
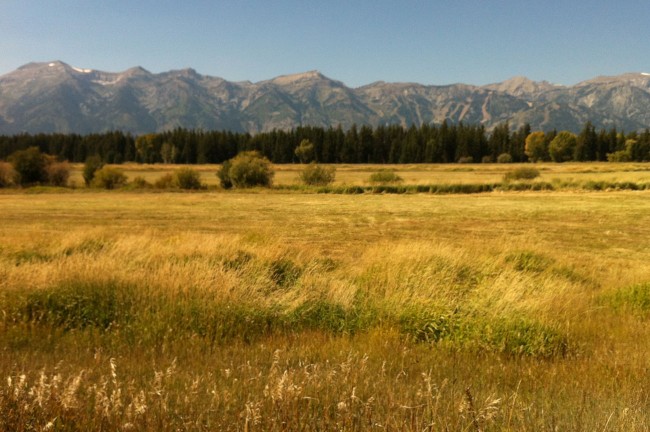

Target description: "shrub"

left=8, top=147, right=48, bottom=186
left=173, top=167, right=203, bottom=190
left=481, top=155, right=494, bottom=163
left=606, top=150, right=631, bottom=162
left=131, top=176, right=151, bottom=189
left=91, top=166, right=127, bottom=189
left=218, top=151, right=274, bottom=188
left=294, top=139, right=315, bottom=163
left=299, top=163, right=336, bottom=186
left=45, top=161, right=70, bottom=187
left=368, top=169, right=403, bottom=184
left=503, top=167, right=540, bottom=181
left=216, top=160, right=233, bottom=189
left=0, top=161, right=17, bottom=187
left=497, top=153, right=513, bottom=163
left=457, top=156, right=474, bottom=164
left=83, top=155, right=105, bottom=186
left=154, top=173, right=174, bottom=189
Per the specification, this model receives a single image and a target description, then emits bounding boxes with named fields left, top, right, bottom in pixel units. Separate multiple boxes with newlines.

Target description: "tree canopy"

left=2, top=122, right=649, bottom=165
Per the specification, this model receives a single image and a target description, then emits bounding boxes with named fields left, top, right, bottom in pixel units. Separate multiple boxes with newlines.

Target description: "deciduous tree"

left=549, top=131, right=577, bottom=162
left=525, top=131, right=547, bottom=162
left=294, top=139, right=315, bottom=163
left=9, top=147, right=48, bottom=186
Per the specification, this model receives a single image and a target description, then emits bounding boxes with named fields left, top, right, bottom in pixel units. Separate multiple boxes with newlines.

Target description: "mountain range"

left=1, top=61, right=650, bottom=135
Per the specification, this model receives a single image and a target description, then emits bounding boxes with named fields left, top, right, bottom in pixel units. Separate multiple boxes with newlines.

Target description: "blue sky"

left=1, top=0, right=648, bottom=87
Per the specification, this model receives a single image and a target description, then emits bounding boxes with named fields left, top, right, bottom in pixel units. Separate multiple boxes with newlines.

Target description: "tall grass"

left=1, top=191, right=650, bottom=430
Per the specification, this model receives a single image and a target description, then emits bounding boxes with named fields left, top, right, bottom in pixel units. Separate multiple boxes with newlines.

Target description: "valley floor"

left=1, top=181, right=650, bottom=430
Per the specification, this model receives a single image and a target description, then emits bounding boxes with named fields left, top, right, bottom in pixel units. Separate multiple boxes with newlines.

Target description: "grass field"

left=1, top=163, right=650, bottom=430
left=62, top=161, right=650, bottom=188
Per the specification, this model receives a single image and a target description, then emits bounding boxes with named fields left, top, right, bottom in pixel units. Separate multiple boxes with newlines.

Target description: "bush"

left=130, top=176, right=151, bottom=189
left=0, top=161, right=17, bottom=187
left=174, top=167, right=203, bottom=190
left=606, top=150, right=631, bottom=162
left=154, top=173, right=174, bottom=189
left=218, top=151, right=274, bottom=188
left=91, top=166, right=127, bottom=189
left=299, top=163, right=336, bottom=186
left=457, top=156, right=474, bottom=164
left=294, top=139, right=315, bottom=163
left=503, top=167, right=540, bottom=182
left=497, top=153, right=513, bottom=163
left=481, top=155, right=494, bottom=163
left=216, top=160, right=233, bottom=189
left=368, top=169, right=403, bottom=184
left=83, top=155, right=105, bottom=187
left=46, top=161, right=70, bottom=187
left=8, top=147, right=49, bottom=186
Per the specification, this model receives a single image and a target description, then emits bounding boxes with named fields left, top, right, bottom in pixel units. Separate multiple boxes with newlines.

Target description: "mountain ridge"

left=1, top=61, right=650, bottom=134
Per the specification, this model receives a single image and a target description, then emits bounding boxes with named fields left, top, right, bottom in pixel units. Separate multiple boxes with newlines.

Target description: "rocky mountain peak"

left=1, top=62, right=650, bottom=134
left=576, top=72, right=650, bottom=89
left=485, top=76, right=560, bottom=97
left=270, top=70, right=328, bottom=85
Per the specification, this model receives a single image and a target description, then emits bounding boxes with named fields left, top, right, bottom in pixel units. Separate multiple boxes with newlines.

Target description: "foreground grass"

left=1, top=191, right=650, bottom=430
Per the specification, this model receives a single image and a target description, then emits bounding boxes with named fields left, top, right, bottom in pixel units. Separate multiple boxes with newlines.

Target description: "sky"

left=1, top=0, right=649, bottom=88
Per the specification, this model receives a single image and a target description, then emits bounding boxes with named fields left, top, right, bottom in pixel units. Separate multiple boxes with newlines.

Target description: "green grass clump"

left=10, top=249, right=52, bottom=265
left=368, top=169, right=403, bottom=184
left=427, top=183, right=496, bottom=194
left=398, top=308, right=569, bottom=357
left=399, top=307, right=460, bottom=343
left=583, top=180, right=650, bottom=191
left=477, top=317, right=569, bottom=357
left=315, top=183, right=499, bottom=195
left=18, top=280, right=135, bottom=330
left=506, top=251, right=554, bottom=273
left=499, top=181, right=554, bottom=191
left=268, top=258, right=302, bottom=288
left=601, top=283, right=650, bottom=318
left=288, top=300, right=354, bottom=333
left=503, top=167, right=541, bottom=181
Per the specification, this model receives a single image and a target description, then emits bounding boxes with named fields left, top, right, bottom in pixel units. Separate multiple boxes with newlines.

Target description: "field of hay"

left=63, top=161, right=650, bottom=188
left=1, top=163, right=650, bottom=430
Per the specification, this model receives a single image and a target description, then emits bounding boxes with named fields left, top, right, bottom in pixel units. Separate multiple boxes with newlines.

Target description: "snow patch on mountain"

left=92, top=79, right=118, bottom=86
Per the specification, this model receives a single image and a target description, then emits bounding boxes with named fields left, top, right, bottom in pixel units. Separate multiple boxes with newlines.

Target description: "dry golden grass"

left=1, top=182, right=650, bottom=430
left=62, top=161, right=650, bottom=187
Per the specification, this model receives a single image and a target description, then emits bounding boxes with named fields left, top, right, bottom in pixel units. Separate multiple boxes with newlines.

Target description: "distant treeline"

left=1, top=122, right=650, bottom=164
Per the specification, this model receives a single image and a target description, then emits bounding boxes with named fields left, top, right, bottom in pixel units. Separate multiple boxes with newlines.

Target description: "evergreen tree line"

left=1, top=122, right=650, bottom=164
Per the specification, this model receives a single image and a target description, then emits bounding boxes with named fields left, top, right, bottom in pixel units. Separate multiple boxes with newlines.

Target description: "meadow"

left=1, top=163, right=650, bottom=431
left=62, top=161, right=650, bottom=188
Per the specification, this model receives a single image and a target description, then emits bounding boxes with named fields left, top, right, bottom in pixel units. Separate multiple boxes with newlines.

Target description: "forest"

left=1, top=121, right=650, bottom=164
